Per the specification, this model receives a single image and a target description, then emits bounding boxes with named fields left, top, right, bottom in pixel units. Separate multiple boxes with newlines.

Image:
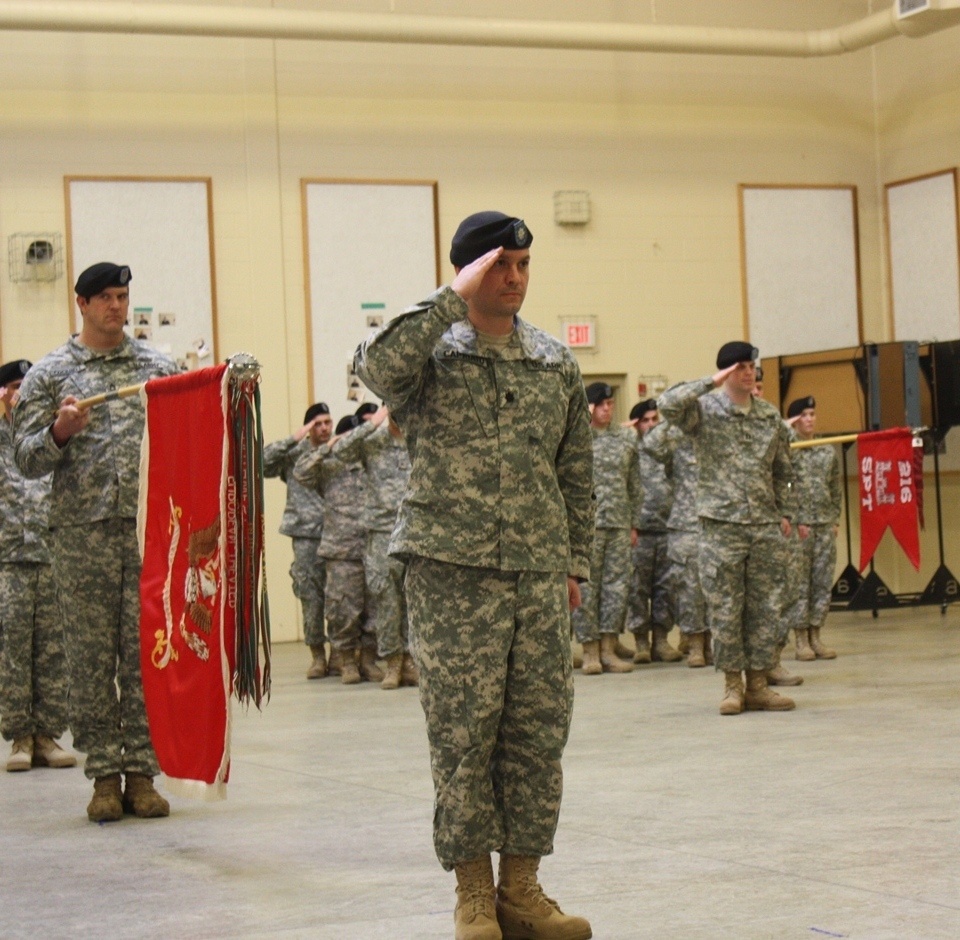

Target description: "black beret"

left=335, top=414, right=361, bottom=436
left=787, top=396, right=816, bottom=419
left=449, top=211, right=533, bottom=267
left=629, top=398, right=658, bottom=422
left=716, top=341, right=759, bottom=370
left=303, top=402, right=330, bottom=424
left=585, top=382, right=614, bottom=406
left=0, top=359, right=32, bottom=387
left=354, top=403, right=378, bottom=419
left=75, top=262, right=131, bottom=298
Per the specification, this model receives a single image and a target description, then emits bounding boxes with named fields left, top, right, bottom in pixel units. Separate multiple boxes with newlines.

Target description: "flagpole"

left=791, top=427, right=927, bottom=450
left=75, top=384, right=144, bottom=410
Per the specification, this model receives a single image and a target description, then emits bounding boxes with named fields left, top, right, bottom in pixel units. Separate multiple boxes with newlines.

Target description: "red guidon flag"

left=137, top=364, right=235, bottom=800
left=857, top=427, right=921, bottom=573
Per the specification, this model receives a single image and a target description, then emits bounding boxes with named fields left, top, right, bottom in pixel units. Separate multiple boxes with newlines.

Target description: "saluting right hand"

left=711, top=362, right=742, bottom=387
left=451, top=247, right=503, bottom=302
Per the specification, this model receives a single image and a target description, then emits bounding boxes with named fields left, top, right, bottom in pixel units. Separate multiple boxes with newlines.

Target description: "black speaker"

left=931, top=340, right=960, bottom=429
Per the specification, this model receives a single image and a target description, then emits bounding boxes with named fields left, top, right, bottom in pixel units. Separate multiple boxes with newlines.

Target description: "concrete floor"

left=1, top=605, right=957, bottom=939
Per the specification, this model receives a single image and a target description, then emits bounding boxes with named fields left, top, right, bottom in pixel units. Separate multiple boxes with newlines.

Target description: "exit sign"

left=563, top=319, right=596, bottom=349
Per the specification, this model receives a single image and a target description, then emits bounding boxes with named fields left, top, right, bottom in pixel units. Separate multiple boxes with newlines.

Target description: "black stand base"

left=832, top=564, right=864, bottom=604
left=919, top=564, right=960, bottom=613
left=846, top=570, right=901, bottom=612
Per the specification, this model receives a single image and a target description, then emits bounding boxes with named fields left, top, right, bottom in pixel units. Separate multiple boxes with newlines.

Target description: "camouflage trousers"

left=51, top=520, right=159, bottom=780
left=323, top=558, right=375, bottom=652
left=365, top=531, right=408, bottom=658
left=626, top=530, right=675, bottom=636
left=405, top=556, right=574, bottom=871
left=698, top=519, right=788, bottom=673
left=0, top=562, right=69, bottom=742
left=666, top=529, right=706, bottom=635
left=571, top=527, right=632, bottom=643
left=798, top=525, right=838, bottom=628
left=290, top=536, right=326, bottom=647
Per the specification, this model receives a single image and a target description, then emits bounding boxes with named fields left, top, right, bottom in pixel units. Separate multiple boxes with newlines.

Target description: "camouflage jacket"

left=658, top=377, right=795, bottom=524
left=263, top=434, right=325, bottom=538
left=354, top=286, right=594, bottom=577
left=789, top=431, right=842, bottom=526
left=641, top=421, right=693, bottom=532
left=331, top=420, right=411, bottom=533
left=637, top=434, right=673, bottom=532
left=294, top=444, right=366, bottom=560
left=591, top=426, right=642, bottom=531
left=0, top=419, right=51, bottom=563
left=13, top=335, right=178, bottom=526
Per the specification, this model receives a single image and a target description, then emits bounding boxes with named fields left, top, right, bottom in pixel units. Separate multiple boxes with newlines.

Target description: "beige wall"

left=1, top=4, right=958, bottom=637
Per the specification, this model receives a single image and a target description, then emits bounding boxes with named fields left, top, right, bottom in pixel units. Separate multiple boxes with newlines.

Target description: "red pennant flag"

left=857, top=428, right=921, bottom=572
left=138, top=364, right=234, bottom=800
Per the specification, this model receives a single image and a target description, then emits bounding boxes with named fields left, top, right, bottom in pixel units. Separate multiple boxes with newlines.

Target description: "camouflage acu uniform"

left=625, top=433, right=675, bottom=637
left=644, top=421, right=706, bottom=636
left=658, top=378, right=794, bottom=672
left=355, top=286, right=593, bottom=870
left=332, top=421, right=412, bottom=659
left=792, top=436, right=842, bottom=629
left=294, top=444, right=373, bottom=655
left=571, top=426, right=641, bottom=643
left=13, top=336, right=178, bottom=779
left=263, top=435, right=326, bottom=647
left=0, top=420, right=69, bottom=743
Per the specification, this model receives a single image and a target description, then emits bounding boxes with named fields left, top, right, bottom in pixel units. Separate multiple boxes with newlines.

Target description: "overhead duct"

left=0, top=0, right=959, bottom=58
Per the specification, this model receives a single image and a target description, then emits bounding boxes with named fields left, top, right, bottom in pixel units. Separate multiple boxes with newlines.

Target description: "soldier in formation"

left=0, top=359, right=75, bottom=773
left=263, top=402, right=334, bottom=679
left=356, top=210, right=594, bottom=940
left=13, top=262, right=178, bottom=821
left=571, top=382, right=639, bottom=676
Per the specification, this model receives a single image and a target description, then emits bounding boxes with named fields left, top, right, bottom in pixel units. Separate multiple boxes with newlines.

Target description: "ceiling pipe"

left=0, top=1, right=959, bottom=58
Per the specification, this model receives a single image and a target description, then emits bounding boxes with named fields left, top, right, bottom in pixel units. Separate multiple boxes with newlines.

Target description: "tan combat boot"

left=809, top=627, right=837, bottom=659
left=496, top=854, right=592, bottom=940
left=123, top=773, right=171, bottom=818
left=381, top=651, right=403, bottom=690
left=306, top=644, right=327, bottom=680
left=359, top=647, right=384, bottom=683
left=767, top=648, right=803, bottom=686
left=32, top=735, right=77, bottom=768
left=745, top=670, right=795, bottom=711
left=599, top=634, right=634, bottom=673
left=677, top=632, right=690, bottom=656
left=794, top=628, right=816, bottom=661
left=400, top=652, right=420, bottom=687
left=632, top=630, right=652, bottom=664
left=719, top=672, right=745, bottom=715
left=454, top=855, right=501, bottom=940
left=6, top=736, right=33, bottom=772
left=651, top=626, right=682, bottom=662
left=686, top=632, right=706, bottom=668
left=339, top=649, right=361, bottom=685
left=613, top=635, right=634, bottom=660
left=580, top=640, right=602, bottom=676
left=87, top=773, right=123, bottom=822
left=327, top=647, right=343, bottom=677
left=571, top=643, right=583, bottom=669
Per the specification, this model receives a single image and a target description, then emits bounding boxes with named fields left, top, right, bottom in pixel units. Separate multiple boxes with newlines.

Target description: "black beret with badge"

left=335, top=414, right=362, bottom=436
left=787, top=396, right=816, bottom=419
left=303, top=402, right=330, bottom=424
left=716, top=341, right=759, bottom=370
left=74, top=262, right=132, bottom=299
left=585, top=382, right=614, bottom=406
left=449, top=211, right=533, bottom=268
left=0, top=359, right=32, bottom=387
left=629, top=398, right=658, bottom=422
